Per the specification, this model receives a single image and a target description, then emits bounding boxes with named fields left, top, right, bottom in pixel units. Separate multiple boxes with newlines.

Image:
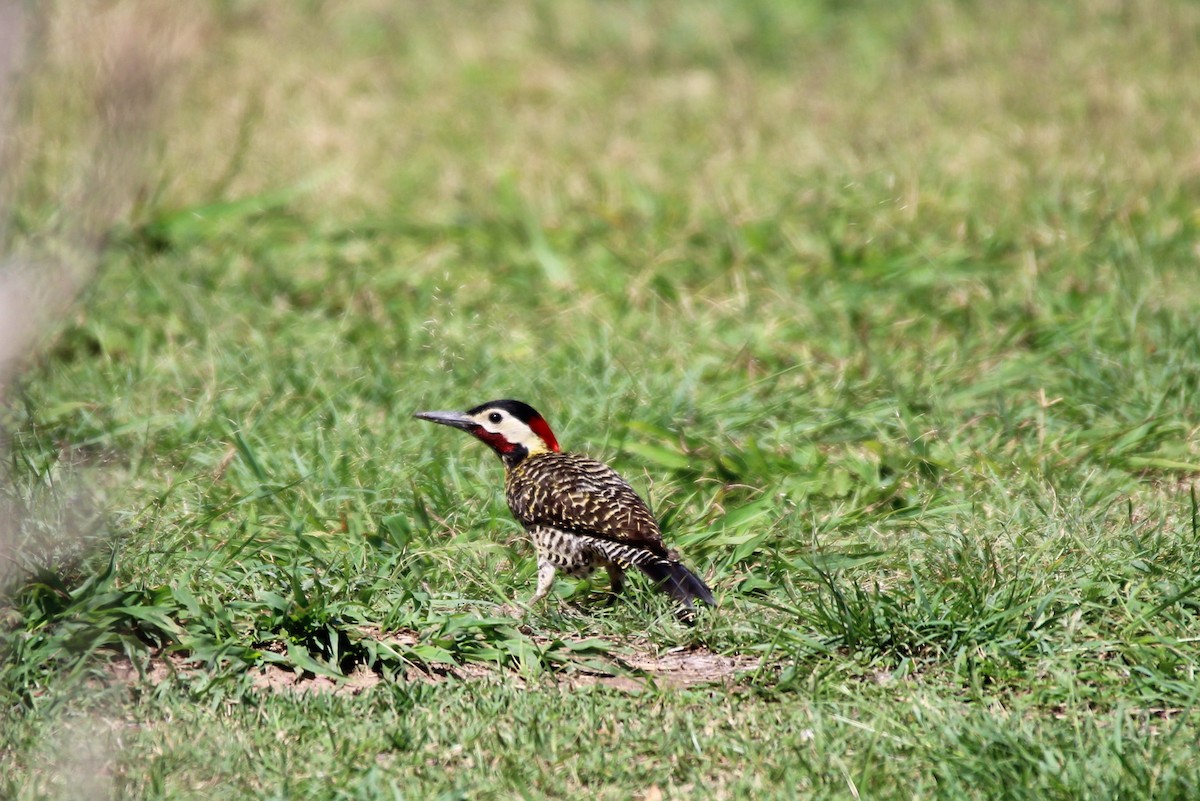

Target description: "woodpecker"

left=414, top=399, right=715, bottom=611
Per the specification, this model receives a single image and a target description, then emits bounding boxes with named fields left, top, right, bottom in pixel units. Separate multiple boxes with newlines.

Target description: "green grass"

left=4, top=0, right=1200, bottom=798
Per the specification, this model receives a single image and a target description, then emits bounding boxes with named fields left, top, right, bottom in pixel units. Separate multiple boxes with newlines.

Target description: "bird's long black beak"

left=414, top=410, right=477, bottom=431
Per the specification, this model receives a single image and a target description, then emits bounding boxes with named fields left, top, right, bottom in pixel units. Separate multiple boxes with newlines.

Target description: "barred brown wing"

left=505, top=452, right=665, bottom=548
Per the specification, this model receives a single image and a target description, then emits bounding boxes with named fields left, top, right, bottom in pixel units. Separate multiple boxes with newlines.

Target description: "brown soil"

left=105, top=636, right=761, bottom=696
left=568, top=646, right=761, bottom=692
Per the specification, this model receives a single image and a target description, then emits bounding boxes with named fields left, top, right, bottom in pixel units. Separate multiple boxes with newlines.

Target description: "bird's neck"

left=501, top=440, right=558, bottom=469
left=500, top=444, right=530, bottom=469
left=502, top=445, right=560, bottom=471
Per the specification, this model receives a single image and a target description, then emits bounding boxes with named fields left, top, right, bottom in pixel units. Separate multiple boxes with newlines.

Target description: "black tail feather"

left=637, top=559, right=716, bottom=608
left=586, top=537, right=715, bottom=609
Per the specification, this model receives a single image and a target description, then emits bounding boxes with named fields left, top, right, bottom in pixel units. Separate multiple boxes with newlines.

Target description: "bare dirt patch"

left=105, top=637, right=762, bottom=696
left=567, top=646, right=762, bottom=691
left=622, top=646, right=760, bottom=686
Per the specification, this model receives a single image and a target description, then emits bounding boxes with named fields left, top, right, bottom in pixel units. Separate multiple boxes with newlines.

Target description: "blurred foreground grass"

left=3, top=1, right=1200, bottom=798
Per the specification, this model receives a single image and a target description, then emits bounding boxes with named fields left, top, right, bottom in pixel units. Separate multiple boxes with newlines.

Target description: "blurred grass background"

left=3, top=1, right=1200, bottom=799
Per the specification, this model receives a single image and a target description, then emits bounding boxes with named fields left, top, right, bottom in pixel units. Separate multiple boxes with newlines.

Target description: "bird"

left=414, top=399, right=715, bottom=613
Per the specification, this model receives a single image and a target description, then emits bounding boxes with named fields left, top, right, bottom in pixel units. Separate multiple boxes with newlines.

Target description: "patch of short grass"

left=4, top=0, right=1200, bottom=798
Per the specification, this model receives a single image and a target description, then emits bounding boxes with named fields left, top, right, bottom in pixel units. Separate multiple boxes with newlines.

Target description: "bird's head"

left=415, top=399, right=561, bottom=465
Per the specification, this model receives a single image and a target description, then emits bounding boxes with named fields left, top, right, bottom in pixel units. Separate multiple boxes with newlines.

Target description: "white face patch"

left=470, top=408, right=551, bottom=454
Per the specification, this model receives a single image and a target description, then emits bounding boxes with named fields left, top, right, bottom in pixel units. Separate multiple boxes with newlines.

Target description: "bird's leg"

left=528, top=557, right=557, bottom=605
left=604, top=563, right=625, bottom=606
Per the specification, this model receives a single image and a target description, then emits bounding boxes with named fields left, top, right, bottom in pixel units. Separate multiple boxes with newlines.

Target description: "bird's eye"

left=488, top=412, right=503, bottom=424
